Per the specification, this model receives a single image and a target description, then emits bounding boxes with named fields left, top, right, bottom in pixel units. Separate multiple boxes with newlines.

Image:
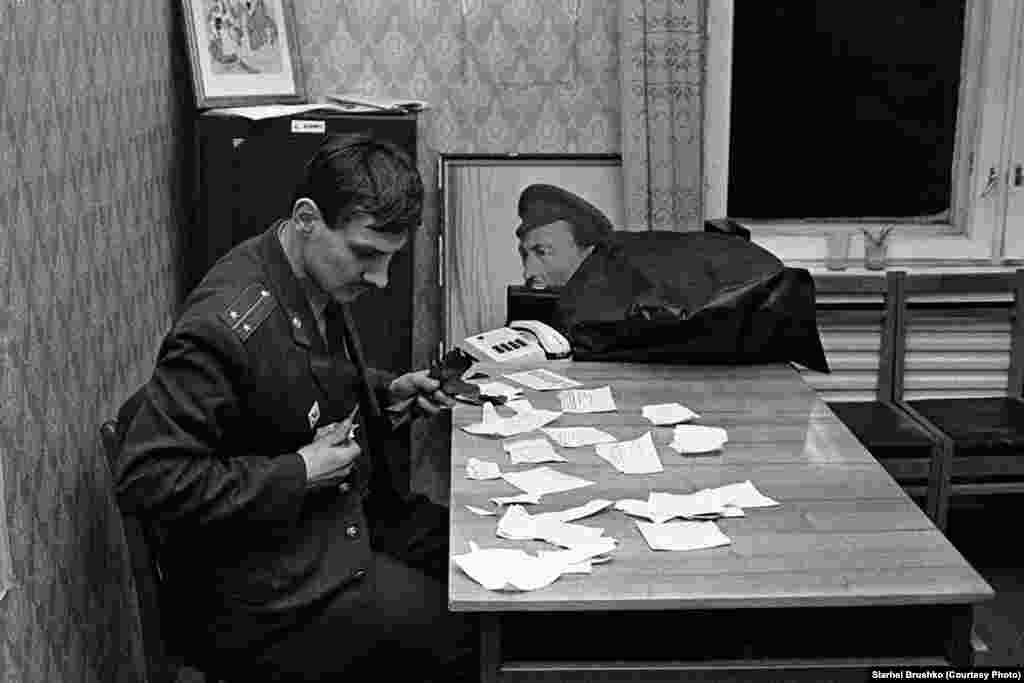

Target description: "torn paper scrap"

left=501, top=466, right=594, bottom=497
left=466, top=505, right=498, bottom=516
left=496, top=505, right=606, bottom=547
left=669, top=425, right=729, bottom=453
left=532, top=499, right=614, bottom=525
left=614, top=495, right=737, bottom=524
left=476, top=381, right=524, bottom=400
left=636, top=520, right=732, bottom=551
left=642, top=402, right=700, bottom=425
left=595, top=432, right=663, bottom=474
left=713, top=480, right=780, bottom=508
left=466, top=457, right=503, bottom=480
left=491, top=492, right=542, bottom=506
left=542, top=426, right=616, bottom=448
left=453, top=540, right=616, bottom=591
left=453, top=546, right=563, bottom=591
left=463, top=404, right=563, bottom=437
left=502, top=438, right=567, bottom=464
left=558, top=386, right=617, bottom=413
left=504, top=368, right=582, bottom=391
left=505, top=399, right=534, bottom=413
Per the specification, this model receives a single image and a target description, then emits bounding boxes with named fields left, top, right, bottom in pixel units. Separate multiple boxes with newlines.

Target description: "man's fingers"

left=433, top=389, right=456, bottom=407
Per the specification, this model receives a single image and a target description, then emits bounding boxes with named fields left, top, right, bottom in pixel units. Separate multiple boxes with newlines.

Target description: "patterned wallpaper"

left=1, top=1, right=187, bottom=681
left=1, top=2, right=706, bottom=681
left=291, top=0, right=704, bottom=501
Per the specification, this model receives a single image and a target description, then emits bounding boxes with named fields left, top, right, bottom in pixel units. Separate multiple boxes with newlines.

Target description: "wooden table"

left=448, top=361, right=994, bottom=682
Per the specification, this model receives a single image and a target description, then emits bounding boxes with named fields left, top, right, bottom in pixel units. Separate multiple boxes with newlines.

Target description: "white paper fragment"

left=502, top=437, right=567, bottom=464
left=504, top=368, right=582, bottom=391
left=452, top=539, right=616, bottom=591
left=558, top=386, right=617, bottom=413
left=466, top=457, right=503, bottom=480
left=595, top=432, right=663, bottom=474
left=669, top=425, right=729, bottom=453
left=542, top=427, right=617, bottom=448
left=636, top=520, right=732, bottom=551
left=462, top=403, right=562, bottom=437
left=642, top=402, right=700, bottom=425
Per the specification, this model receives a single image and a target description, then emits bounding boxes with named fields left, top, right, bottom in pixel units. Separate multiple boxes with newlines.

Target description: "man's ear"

left=291, top=198, right=322, bottom=234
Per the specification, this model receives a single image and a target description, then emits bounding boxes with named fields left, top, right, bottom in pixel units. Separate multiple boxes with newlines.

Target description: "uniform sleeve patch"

left=218, top=283, right=276, bottom=342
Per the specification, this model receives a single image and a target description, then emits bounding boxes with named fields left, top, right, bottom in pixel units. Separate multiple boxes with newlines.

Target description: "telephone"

left=461, top=320, right=572, bottom=362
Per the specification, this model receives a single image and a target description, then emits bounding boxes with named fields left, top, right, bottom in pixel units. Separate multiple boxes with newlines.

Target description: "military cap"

left=514, top=184, right=614, bottom=247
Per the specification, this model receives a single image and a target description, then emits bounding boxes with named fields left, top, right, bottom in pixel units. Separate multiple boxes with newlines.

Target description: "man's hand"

left=298, top=406, right=361, bottom=483
left=388, top=370, right=456, bottom=417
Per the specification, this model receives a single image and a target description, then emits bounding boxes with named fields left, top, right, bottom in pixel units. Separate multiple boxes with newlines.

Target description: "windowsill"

left=803, top=263, right=1023, bottom=275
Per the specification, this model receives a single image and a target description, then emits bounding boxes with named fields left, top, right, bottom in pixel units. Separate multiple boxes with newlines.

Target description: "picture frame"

left=439, top=154, right=624, bottom=348
left=180, top=0, right=305, bottom=109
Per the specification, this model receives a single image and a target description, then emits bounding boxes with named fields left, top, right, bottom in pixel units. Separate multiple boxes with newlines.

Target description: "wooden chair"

left=893, top=270, right=1024, bottom=530
left=100, top=393, right=227, bottom=683
left=808, top=271, right=947, bottom=525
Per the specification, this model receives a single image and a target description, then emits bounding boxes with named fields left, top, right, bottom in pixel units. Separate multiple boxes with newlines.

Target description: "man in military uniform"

left=515, top=183, right=615, bottom=290
left=116, top=134, right=475, bottom=681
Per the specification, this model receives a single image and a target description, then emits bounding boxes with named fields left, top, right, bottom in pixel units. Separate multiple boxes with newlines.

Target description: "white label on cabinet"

left=291, top=120, right=326, bottom=134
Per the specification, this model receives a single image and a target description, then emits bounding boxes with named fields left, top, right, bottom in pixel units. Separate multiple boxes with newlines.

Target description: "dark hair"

left=292, top=133, right=423, bottom=234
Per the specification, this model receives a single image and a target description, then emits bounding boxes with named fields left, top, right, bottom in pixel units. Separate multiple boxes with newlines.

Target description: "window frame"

left=703, top=0, right=1024, bottom=267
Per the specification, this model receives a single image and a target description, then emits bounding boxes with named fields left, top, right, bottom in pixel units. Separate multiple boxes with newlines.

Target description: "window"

left=704, top=0, right=1024, bottom=266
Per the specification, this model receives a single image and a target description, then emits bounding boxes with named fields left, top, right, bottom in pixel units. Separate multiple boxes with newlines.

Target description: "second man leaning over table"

left=115, top=133, right=477, bottom=682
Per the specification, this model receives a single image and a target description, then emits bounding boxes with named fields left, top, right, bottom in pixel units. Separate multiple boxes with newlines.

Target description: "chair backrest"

left=802, top=271, right=902, bottom=403
left=101, top=406, right=179, bottom=683
left=891, top=270, right=1024, bottom=401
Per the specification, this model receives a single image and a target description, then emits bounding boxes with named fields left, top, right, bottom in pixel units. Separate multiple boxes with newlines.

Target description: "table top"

left=448, top=361, right=994, bottom=612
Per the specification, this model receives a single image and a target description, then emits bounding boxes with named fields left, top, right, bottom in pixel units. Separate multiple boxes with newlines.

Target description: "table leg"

left=479, top=615, right=501, bottom=683
left=945, top=604, right=975, bottom=667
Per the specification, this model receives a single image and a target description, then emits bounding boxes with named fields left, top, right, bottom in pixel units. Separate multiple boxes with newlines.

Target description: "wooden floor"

left=175, top=496, right=1024, bottom=682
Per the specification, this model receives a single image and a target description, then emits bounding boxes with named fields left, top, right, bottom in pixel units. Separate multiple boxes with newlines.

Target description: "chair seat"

left=909, top=397, right=1024, bottom=452
left=829, top=401, right=935, bottom=482
left=908, top=397, right=1024, bottom=483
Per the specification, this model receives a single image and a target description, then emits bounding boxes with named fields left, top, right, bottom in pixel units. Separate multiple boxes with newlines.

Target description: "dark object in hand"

left=428, top=348, right=478, bottom=397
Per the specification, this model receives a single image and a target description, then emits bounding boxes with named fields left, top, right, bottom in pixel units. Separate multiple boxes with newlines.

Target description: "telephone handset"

left=508, top=320, right=572, bottom=358
left=461, top=320, right=571, bottom=362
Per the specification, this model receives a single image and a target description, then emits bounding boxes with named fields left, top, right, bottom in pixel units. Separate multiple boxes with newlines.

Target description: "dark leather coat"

left=557, top=231, right=829, bottom=373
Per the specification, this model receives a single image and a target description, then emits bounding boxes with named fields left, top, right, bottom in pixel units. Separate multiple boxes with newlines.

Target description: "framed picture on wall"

left=439, top=154, right=624, bottom=349
left=180, top=0, right=305, bottom=108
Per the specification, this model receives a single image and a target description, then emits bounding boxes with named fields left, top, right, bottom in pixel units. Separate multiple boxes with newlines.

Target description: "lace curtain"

left=619, top=0, right=705, bottom=231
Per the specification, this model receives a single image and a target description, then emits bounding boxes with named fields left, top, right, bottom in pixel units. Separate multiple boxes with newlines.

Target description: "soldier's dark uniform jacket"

left=115, top=224, right=406, bottom=651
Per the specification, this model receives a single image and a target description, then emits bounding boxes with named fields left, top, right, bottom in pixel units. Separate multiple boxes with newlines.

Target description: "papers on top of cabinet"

left=595, top=432, right=663, bottom=474
left=558, top=386, right=617, bottom=413
left=642, top=402, right=700, bottom=425
left=504, top=368, right=582, bottom=391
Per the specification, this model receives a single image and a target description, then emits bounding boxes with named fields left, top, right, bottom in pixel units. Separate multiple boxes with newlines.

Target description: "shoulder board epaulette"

left=217, top=283, right=275, bottom=343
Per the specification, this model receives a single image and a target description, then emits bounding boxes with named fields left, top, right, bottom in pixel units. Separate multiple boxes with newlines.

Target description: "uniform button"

left=292, top=317, right=302, bottom=328
left=337, top=482, right=351, bottom=493
left=352, top=569, right=366, bottom=581
left=345, top=524, right=360, bottom=539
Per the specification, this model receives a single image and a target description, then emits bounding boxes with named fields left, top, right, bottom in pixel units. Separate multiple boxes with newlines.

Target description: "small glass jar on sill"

left=861, top=226, right=893, bottom=271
